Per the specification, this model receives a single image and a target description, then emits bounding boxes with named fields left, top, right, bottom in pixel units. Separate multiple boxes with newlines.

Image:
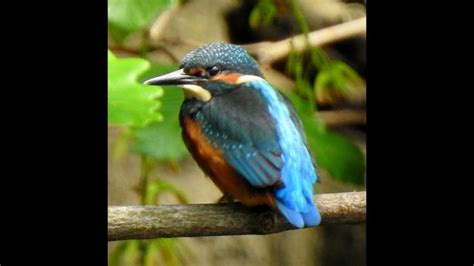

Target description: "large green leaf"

left=108, top=51, right=163, bottom=128
left=108, top=0, right=175, bottom=36
left=288, top=93, right=365, bottom=185
left=132, top=64, right=189, bottom=161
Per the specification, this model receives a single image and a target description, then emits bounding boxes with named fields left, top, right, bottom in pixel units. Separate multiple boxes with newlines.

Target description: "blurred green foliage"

left=108, top=51, right=163, bottom=128
left=314, top=61, right=365, bottom=105
left=126, top=174, right=189, bottom=266
left=290, top=0, right=365, bottom=105
left=281, top=0, right=366, bottom=184
left=286, top=50, right=365, bottom=185
left=249, top=0, right=277, bottom=29
left=108, top=0, right=176, bottom=42
left=108, top=61, right=188, bottom=162
left=109, top=157, right=189, bottom=266
left=109, top=1, right=187, bottom=261
left=289, top=94, right=365, bottom=185
left=109, top=0, right=365, bottom=264
left=132, top=64, right=189, bottom=161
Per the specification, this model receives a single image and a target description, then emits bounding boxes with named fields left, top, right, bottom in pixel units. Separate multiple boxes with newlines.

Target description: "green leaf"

left=154, top=239, right=180, bottom=266
left=249, top=8, right=262, bottom=29
left=132, top=63, right=189, bottom=161
left=121, top=240, right=141, bottom=265
left=108, top=0, right=175, bottom=36
left=132, top=117, right=188, bottom=162
left=287, top=93, right=365, bottom=185
left=144, top=240, right=158, bottom=266
left=249, top=0, right=277, bottom=29
left=309, top=126, right=365, bottom=185
left=314, top=61, right=365, bottom=105
left=109, top=241, right=128, bottom=266
left=108, top=51, right=163, bottom=128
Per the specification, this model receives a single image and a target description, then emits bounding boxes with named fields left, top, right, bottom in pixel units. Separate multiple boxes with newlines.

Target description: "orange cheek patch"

left=211, top=73, right=242, bottom=84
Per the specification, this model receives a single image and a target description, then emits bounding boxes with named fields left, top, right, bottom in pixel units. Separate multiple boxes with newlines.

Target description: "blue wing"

left=195, top=80, right=320, bottom=228
left=245, top=79, right=320, bottom=228
left=194, top=84, right=283, bottom=187
left=279, top=91, right=318, bottom=173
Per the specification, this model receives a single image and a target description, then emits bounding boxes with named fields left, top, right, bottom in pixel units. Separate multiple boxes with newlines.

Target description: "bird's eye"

left=206, top=66, right=220, bottom=76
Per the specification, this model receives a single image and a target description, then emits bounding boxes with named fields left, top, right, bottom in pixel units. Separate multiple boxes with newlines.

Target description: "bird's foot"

left=217, top=193, right=236, bottom=203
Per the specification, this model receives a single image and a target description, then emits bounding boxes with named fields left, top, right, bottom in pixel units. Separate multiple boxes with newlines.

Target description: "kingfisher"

left=144, top=43, right=320, bottom=228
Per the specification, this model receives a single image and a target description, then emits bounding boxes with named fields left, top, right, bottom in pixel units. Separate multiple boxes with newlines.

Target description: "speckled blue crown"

left=180, top=43, right=264, bottom=77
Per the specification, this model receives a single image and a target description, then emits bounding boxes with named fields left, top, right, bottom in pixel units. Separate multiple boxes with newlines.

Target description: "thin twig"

left=243, top=16, right=366, bottom=65
left=317, top=109, right=366, bottom=127
left=108, top=191, right=366, bottom=241
left=148, top=3, right=181, bottom=44
left=109, top=46, right=141, bottom=56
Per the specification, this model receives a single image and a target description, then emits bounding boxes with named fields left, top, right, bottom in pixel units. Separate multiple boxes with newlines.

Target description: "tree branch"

left=243, top=16, right=366, bottom=65
left=148, top=3, right=181, bottom=45
left=317, top=109, right=366, bottom=127
left=108, top=191, right=365, bottom=241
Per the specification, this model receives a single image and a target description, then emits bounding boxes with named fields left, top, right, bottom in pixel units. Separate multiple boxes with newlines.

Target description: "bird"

left=144, top=43, right=320, bottom=228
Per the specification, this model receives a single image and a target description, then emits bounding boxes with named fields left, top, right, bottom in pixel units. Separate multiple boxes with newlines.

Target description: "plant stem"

left=139, top=156, right=154, bottom=205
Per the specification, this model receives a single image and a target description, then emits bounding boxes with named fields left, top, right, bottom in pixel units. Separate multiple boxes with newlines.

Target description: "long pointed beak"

left=144, top=69, right=205, bottom=86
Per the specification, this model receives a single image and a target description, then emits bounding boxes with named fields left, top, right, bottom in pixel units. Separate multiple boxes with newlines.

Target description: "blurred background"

left=108, top=0, right=366, bottom=265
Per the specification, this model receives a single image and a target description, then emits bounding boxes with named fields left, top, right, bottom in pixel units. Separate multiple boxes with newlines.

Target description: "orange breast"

left=182, top=116, right=275, bottom=208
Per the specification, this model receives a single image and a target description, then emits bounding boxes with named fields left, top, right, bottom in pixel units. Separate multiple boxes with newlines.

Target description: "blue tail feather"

left=249, top=79, right=321, bottom=228
left=276, top=199, right=304, bottom=228
left=301, top=204, right=321, bottom=227
left=275, top=196, right=320, bottom=228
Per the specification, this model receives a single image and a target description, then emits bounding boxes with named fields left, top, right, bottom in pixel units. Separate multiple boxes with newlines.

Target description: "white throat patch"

left=236, top=75, right=265, bottom=84
left=180, top=84, right=212, bottom=101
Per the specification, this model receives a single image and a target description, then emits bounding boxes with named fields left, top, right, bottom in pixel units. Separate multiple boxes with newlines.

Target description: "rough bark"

left=109, top=191, right=366, bottom=241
